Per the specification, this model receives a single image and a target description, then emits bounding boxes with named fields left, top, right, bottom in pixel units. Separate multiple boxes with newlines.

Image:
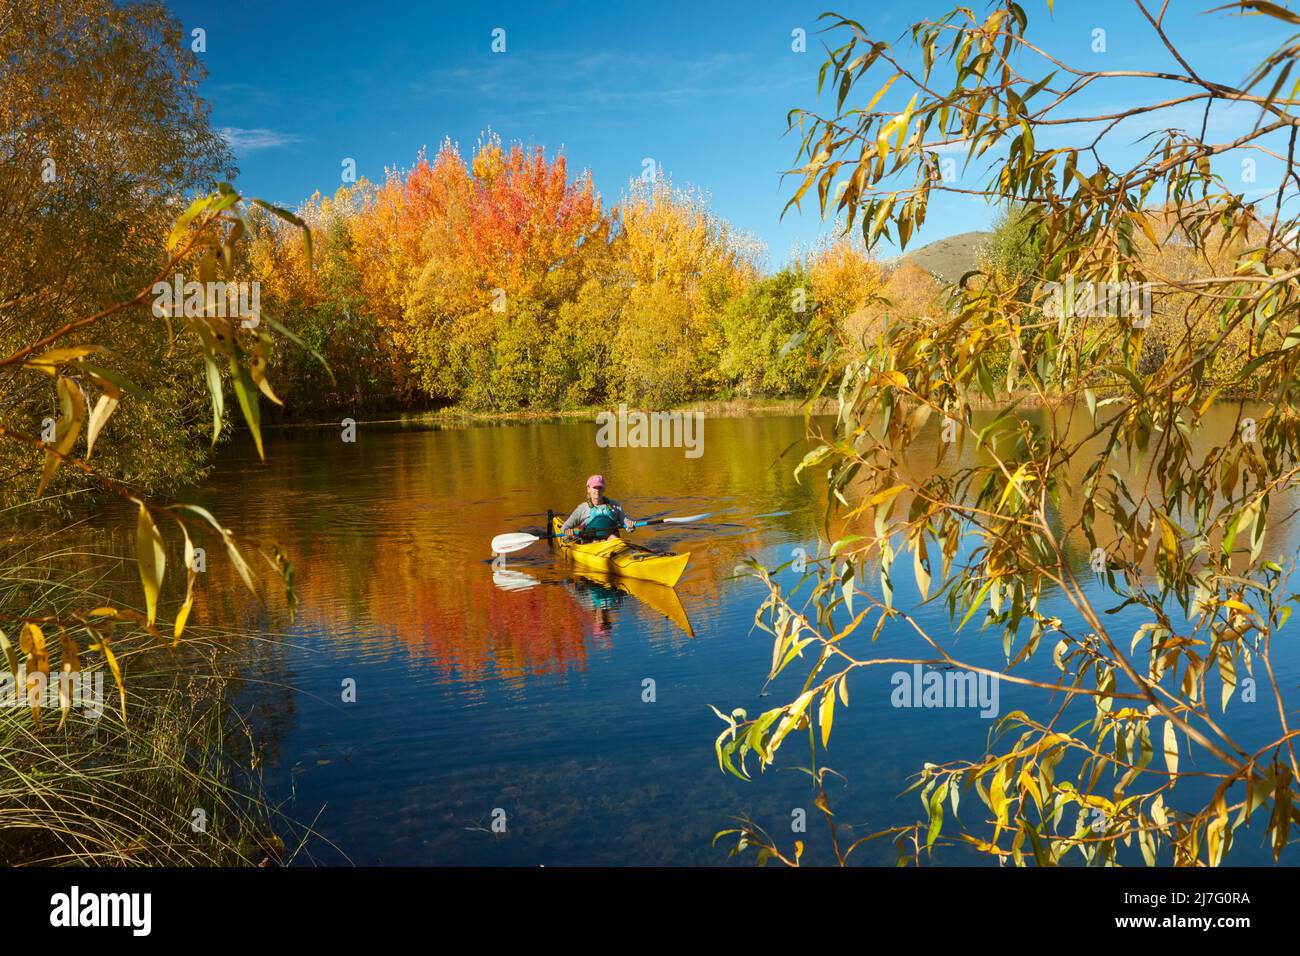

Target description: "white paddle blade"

left=491, top=532, right=541, bottom=555
left=662, top=512, right=711, bottom=524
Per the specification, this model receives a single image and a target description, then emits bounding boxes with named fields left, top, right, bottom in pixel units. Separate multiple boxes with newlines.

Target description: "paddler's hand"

left=624, top=518, right=635, bottom=531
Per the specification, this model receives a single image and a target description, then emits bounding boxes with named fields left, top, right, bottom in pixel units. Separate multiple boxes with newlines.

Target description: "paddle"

left=490, top=513, right=711, bottom=555
left=634, top=513, right=710, bottom=528
left=491, top=532, right=545, bottom=554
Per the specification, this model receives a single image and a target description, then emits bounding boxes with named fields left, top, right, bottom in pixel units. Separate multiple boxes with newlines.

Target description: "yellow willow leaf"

left=1181, top=660, right=1200, bottom=704
left=134, top=500, right=166, bottom=627
left=166, top=193, right=214, bottom=251
left=248, top=335, right=285, bottom=407
left=1198, top=387, right=1225, bottom=417
left=1131, top=210, right=1159, bottom=247
left=91, top=635, right=127, bottom=723
left=1163, top=719, right=1179, bottom=779
left=24, top=346, right=101, bottom=374
left=1150, top=793, right=1168, bottom=828
left=1158, top=514, right=1180, bottom=566
left=1138, top=827, right=1157, bottom=866
left=913, top=533, right=931, bottom=601
left=1219, top=644, right=1237, bottom=713
left=1206, top=796, right=1230, bottom=867
left=768, top=690, right=817, bottom=757
left=865, top=71, right=902, bottom=113
left=0, top=626, right=18, bottom=686
left=838, top=674, right=850, bottom=707
left=819, top=685, right=835, bottom=747
left=174, top=523, right=197, bottom=645
left=1053, top=637, right=1069, bottom=670
left=1079, top=793, right=1116, bottom=814
left=876, top=120, right=896, bottom=173
left=254, top=367, right=283, bottom=406
left=997, top=462, right=1031, bottom=509
left=37, top=376, right=86, bottom=496
left=84, top=390, right=120, bottom=460
left=990, top=763, right=1010, bottom=828
left=868, top=193, right=896, bottom=245
left=223, top=532, right=258, bottom=596
left=1221, top=599, right=1258, bottom=619
left=20, top=623, right=49, bottom=722
left=57, top=630, right=80, bottom=731
left=868, top=484, right=907, bottom=507
left=1018, top=768, right=1042, bottom=812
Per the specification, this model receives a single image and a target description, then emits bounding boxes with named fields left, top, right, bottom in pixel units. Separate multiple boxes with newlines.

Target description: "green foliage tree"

left=542, top=279, right=625, bottom=408
left=612, top=282, right=701, bottom=407
left=720, top=269, right=826, bottom=397
left=981, top=203, right=1041, bottom=281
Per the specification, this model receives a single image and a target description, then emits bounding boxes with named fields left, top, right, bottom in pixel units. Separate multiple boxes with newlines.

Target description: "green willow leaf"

left=229, top=358, right=263, bottom=460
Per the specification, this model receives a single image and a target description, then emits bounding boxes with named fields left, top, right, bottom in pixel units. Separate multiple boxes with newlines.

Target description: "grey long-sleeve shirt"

left=560, top=499, right=630, bottom=536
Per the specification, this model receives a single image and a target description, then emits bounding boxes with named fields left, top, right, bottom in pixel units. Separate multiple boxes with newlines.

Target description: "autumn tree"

left=350, top=146, right=466, bottom=354
left=802, top=234, right=884, bottom=329
left=395, top=135, right=607, bottom=409
left=247, top=185, right=418, bottom=416
left=611, top=176, right=759, bottom=404
left=854, top=259, right=946, bottom=338
left=0, top=0, right=236, bottom=502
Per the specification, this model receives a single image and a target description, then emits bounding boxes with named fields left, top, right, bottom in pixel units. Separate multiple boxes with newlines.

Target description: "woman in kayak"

left=560, top=475, right=635, bottom=542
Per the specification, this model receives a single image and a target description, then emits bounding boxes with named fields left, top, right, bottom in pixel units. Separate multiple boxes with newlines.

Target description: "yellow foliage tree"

left=801, top=235, right=884, bottom=331
left=843, top=260, right=945, bottom=346
left=612, top=177, right=761, bottom=403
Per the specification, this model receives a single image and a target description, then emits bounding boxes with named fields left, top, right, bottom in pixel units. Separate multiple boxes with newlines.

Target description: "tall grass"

left=0, top=504, right=304, bottom=866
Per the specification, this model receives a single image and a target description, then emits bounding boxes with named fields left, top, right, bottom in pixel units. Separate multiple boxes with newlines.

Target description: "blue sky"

left=170, top=0, right=1295, bottom=269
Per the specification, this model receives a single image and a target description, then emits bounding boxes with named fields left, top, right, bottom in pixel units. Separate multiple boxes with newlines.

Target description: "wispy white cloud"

left=410, top=50, right=804, bottom=115
left=219, top=127, right=303, bottom=152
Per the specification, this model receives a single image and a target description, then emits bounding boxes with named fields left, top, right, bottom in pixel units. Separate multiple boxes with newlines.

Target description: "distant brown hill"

left=882, top=230, right=990, bottom=284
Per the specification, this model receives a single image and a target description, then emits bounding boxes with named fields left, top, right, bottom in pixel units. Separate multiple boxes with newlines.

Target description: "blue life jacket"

left=583, top=501, right=621, bottom=537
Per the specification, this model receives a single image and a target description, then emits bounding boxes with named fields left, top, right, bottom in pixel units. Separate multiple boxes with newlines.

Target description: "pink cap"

left=586, top=474, right=605, bottom=489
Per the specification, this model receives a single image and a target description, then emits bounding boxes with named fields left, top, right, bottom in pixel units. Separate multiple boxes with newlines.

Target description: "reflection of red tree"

left=188, top=532, right=595, bottom=681
left=452, top=575, right=592, bottom=679
left=343, top=551, right=595, bottom=681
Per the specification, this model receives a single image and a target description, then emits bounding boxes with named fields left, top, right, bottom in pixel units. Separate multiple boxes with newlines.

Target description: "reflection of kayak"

left=568, top=569, right=695, bottom=638
left=549, top=516, right=690, bottom=587
left=488, top=563, right=695, bottom=638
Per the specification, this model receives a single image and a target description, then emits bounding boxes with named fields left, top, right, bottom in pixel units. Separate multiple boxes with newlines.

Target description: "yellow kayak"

left=549, top=516, right=690, bottom=587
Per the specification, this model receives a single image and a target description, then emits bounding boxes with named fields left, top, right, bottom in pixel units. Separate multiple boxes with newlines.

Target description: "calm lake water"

left=153, top=411, right=1300, bottom=865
